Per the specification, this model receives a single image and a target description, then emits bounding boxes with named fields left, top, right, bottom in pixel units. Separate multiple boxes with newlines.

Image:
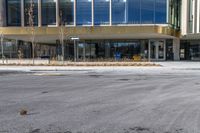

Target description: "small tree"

left=58, top=10, right=66, bottom=64
left=26, top=0, right=36, bottom=65
left=0, top=14, right=4, bottom=64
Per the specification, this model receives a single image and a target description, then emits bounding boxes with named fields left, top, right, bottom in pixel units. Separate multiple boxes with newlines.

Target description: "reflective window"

left=112, top=0, right=126, bottom=24
left=155, top=0, right=166, bottom=24
left=7, top=0, right=21, bottom=26
left=24, top=0, right=38, bottom=26
left=76, top=0, right=92, bottom=25
left=94, top=0, right=110, bottom=25
left=141, top=0, right=155, bottom=24
left=169, top=0, right=181, bottom=29
left=41, top=0, right=56, bottom=25
left=59, top=0, right=74, bottom=25
left=127, top=0, right=141, bottom=24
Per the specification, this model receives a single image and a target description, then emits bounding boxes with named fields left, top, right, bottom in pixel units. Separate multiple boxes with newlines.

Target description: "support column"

left=38, top=0, right=42, bottom=27
left=109, top=0, right=112, bottom=26
left=56, top=0, right=60, bottom=27
left=21, top=0, right=24, bottom=27
left=74, top=40, right=77, bottom=62
left=83, top=43, right=86, bottom=61
left=173, top=38, right=180, bottom=61
left=0, top=0, right=7, bottom=27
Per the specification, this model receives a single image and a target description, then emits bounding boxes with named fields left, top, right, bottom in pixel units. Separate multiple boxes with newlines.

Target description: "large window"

left=94, top=0, right=110, bottom=25
left=41, top=0, right=56, bottom=25
left=24, top=0, right=38, bottom=26
left=112, top=0, right=168, bottom=25
left=155, top=0, right=167, bottom=24
left=141, top=0, right=155, bottom=24
left=7, top=0, right=21, bottom=26
left=112, top=0, right=126, bottom=24
left=127, top=0, right=141, bottom=24
left=169, top=0, right=181, bottom=29
left=76, top=0, right=92, bottom=25
left=59, top=0, right=74, bottom=25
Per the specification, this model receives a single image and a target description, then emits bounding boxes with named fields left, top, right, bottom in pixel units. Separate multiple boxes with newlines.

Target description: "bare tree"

left=58, top=10, right=66, bottom=64
left=0, top=14, right=4, bottom=64
left=26, top=0, right=36, bottom=65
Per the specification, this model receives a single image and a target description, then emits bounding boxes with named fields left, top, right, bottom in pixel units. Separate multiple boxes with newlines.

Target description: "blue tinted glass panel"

left=42, top=0, right=56, bottom=25
left=76, top=0, right=92, bottom=25
left=112, top=0, right=126, bottom=24
left=127, top=0, right=140, bottom=24
left=24, top=0, right=38, bottom=26
left=94, top=0, right=110, bottom=25
left=7, top=0, right=21, bottom=26
left=155, top=0, right=167, bottom=23
left=141, top=0, right=155, bottom=24
left=59, top=0, right=74, bottom=25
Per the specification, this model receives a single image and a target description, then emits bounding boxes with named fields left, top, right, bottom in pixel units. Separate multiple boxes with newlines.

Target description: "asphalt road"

left=0, top=69, right=200, bottom=133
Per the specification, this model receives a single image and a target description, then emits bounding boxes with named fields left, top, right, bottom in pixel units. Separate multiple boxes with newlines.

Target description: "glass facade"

left=112, top=0, right=167, bottom=25
left=7, top=0, right=21, bottom=26
left=5, top=0, right=177, bottom=26
left=24, top=0, right=38, bottom=26
left=41, top=0, right=56, bottom=25
left=168, top=0, right=181, bottom=29
left=94, top=0, right=110, bottom=25
left=112, top=0, right=126, bottom=24
left=76, top=0, right=92, bottom=25
left=59, top=0, right=74, bottom=25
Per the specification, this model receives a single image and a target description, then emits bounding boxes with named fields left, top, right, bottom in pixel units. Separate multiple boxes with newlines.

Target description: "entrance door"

left=149, top=40, right=166, bottom=61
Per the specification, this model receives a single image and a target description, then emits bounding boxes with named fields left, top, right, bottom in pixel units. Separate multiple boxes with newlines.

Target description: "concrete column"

left=109, top=0, right=112, bottom=26
left=0, top=0, right=7, bottom=27
left=21, top=0, right=24, bottom=27
left=56, top=0, right=59, bottom=27
left=173, top=38, right=180, bottom=61
left=38, top=0, right=42, bottom=27
left=181, top=0, right=188, bottom=35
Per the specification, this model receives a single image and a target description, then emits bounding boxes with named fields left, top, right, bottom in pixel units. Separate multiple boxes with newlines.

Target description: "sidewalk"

left=0, top=61, right=200, bottom=74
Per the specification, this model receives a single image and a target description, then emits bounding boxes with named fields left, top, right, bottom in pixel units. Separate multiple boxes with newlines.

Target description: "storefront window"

left=7, top=0, right=21, bottom=26
left=59, top=0, right=74, bottom=25
left=41, top=0, right=56, bottom=25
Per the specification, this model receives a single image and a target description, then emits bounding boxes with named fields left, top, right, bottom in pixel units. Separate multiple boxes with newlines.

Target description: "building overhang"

left=0, top=26, right=180, bottom=43
left=181, top=33, right=200, bottom=40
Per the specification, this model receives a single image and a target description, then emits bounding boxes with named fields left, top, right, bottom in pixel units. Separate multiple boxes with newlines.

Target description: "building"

left=180, top=0, right=200, bottom=61
left=0, top=0, right=182, bottom=61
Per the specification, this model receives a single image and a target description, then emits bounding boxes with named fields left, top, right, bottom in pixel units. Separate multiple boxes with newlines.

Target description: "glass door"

left=149, top=40, right=166, bottom=61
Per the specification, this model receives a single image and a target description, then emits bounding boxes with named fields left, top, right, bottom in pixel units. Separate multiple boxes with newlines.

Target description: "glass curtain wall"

left=94, top=0, right=110, bottom=25
left=112, top=0, right=126, bottom=24
left=155, top=0, right=167, bottom=23
left=59, top=0, right=74, bottom=25
left=168, top=0, right=181, bottom=29
left=112, top=0, right=167, bottom=25
left=24, top=0, right=38, bottom=26
left=141, top=0, right=155, bottom=24
left=127, top=0, right=140, bottom=24
left=41, top=0, right=56, bottom=25
left=7, top=0, right=21, bottom=26
left=76, top=0, right=92, bottom=25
